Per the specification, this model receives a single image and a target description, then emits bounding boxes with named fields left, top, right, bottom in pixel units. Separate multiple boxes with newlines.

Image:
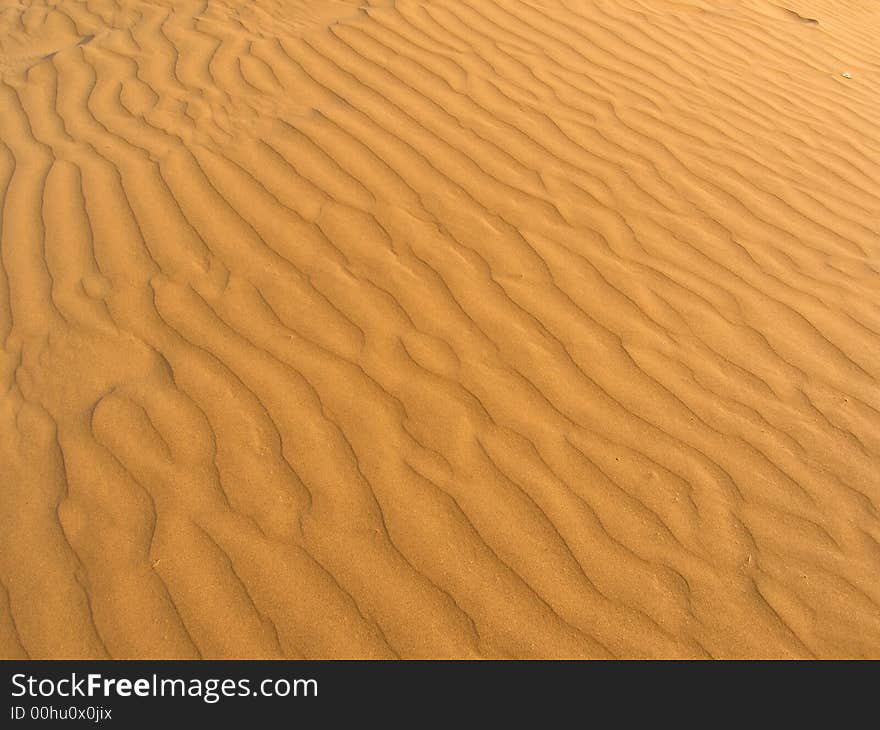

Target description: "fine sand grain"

left=1, top=0, right=879, bottom=659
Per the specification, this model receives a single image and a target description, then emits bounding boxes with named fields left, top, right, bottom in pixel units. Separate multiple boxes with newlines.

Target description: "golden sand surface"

left=0, top=0, right=879, bottom=659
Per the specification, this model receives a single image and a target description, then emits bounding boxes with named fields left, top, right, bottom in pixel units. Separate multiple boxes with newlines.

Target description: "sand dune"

left=0, top=0, right=878, bottom=659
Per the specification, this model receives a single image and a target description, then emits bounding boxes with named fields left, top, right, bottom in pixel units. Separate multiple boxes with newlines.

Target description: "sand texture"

left=1, top=0, right=879, bottom=659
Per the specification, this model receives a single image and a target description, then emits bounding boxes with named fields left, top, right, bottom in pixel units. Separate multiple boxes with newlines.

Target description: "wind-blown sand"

left=0, top=0, right=878, bottom=659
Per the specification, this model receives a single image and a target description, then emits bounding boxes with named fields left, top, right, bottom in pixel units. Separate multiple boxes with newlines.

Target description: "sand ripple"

left=1, top=0, right=879, bottom=658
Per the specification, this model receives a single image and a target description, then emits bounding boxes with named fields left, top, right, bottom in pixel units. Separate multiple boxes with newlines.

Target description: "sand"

left=0, top=0, right=878, bottom=660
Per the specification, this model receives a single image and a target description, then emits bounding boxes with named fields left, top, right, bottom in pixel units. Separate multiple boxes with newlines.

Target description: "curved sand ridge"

left=1, top=0, right=879, bottom=659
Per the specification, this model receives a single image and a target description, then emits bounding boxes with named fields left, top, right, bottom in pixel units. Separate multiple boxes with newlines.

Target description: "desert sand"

left=0, top=0, right=878, bottom=659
